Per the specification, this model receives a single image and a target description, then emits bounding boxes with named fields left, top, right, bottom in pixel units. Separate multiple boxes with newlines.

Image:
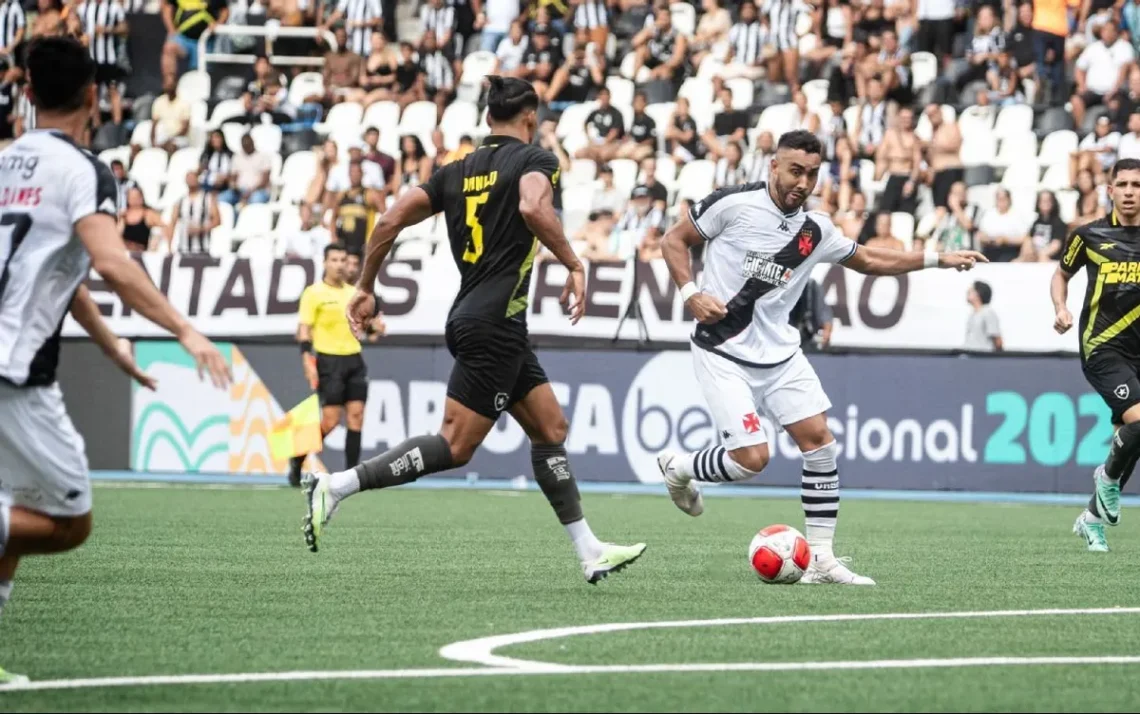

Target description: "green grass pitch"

left=3, top=484, right=1140, bottom=712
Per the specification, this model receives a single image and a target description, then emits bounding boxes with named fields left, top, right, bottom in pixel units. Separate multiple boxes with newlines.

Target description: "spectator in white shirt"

left=478, top=0, right=519, bottom=52
left=977, top=187, right=1031, bottom=262
left=1073, top=114, right=1122, bottom=182
left=279, top=211, right=333, bottom=260
left=1070, top=22, right=1135, bottom=129
left=220, top=134, right=272, bottom=206
left=1117, top=109, right=1140, bottom=161
left=494, top=20, right=528, bottom=74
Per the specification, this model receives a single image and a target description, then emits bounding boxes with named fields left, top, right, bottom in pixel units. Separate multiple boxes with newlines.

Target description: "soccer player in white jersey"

left=657, top=130, right=987, bottom=585
left=0, top=37, right=230, bottom=686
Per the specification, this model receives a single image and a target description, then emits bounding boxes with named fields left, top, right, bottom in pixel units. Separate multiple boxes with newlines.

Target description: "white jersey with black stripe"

left=688, top=182, right=855, bottom=367
left=0, top=129, right=118, bottom=387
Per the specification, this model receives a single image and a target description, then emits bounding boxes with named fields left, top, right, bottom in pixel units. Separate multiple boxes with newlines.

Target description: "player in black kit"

left=1053, top=158, right=1140, bottom=552
left=300, top=76, right=646, bottom=583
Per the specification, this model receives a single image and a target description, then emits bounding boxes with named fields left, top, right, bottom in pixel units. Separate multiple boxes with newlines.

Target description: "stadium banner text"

left=123, top=342, right=1103, bottom=493
left=64, top=254, right=1088, bottom=353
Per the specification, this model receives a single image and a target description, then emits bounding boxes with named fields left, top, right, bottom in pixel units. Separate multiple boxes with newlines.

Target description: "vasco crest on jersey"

left=741, top=250, right=793, bottom=287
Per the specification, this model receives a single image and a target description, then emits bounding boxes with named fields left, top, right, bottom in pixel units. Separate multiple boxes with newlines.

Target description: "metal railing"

left=198, top=23, right=337, bottom=72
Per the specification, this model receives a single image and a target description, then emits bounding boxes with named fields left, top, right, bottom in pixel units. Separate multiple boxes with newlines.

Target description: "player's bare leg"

left=0, top=505, right=92, bottom=686
left=784, top=414, right=874, bottom=585
left=1075, top=404, right=1140, bottom=551
left=510, top=384, right=646, bottom=583
left=302, top=397, right=491, bottom=552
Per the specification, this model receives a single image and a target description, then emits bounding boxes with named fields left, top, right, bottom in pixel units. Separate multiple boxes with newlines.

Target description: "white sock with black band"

left=801, top=441, right=840, bottom=561
left=678, top=446, right=761, bottom=482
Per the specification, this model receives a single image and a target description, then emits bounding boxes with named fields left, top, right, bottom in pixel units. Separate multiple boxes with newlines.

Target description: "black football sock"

left=531, top=442, right=583, bottom=525
left=1105, top=422, right=1140, bottom=484
left=354, top=434, right=454, bottom=491
left=345, top=430, right=362, bottom=470
left=289, top=456, right=305, bottom=486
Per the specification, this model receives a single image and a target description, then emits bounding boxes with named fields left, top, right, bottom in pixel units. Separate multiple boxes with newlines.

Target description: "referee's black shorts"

left=1083, top=350, right=1140, bottom=424
left=316, top=353, right=369, bottom=407
left=445, top=318, right=549, bottom=420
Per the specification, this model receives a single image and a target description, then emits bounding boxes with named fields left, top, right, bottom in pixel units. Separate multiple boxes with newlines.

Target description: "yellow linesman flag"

left=269, top=394, right=323, bottom=460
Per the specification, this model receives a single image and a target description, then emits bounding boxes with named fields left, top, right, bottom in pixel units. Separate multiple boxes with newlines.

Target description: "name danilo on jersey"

left=463, top=171, right=498, bottom=194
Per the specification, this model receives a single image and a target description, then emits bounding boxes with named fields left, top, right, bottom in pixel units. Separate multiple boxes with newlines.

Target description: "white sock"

left=328, top=469, right=361, bottom=502
left=801, top=441, right=839, bottom=562
left=0, top=579, right=11, bottom=618
left=565, top=518, right=604, bottom=562
left=1085, top=508, right=1103, bottom=525
left=679, top=447, right=761, bottom=482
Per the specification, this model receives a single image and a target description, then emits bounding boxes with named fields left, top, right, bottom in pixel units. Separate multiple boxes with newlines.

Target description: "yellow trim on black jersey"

left=506, top=237, right=539, bottom=319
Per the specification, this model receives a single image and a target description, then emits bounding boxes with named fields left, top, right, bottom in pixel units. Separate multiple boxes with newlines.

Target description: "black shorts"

left=95, top=64, right=126, bottom=88
left=932, top=167, right=964, bottom=209
left=445, top=318, right=549, bottom=420
left=1083, top=350, right=1140, bottom=424
left=915, top=19, right=954, bottom=57
left=316, top=353, right=369, bottom=406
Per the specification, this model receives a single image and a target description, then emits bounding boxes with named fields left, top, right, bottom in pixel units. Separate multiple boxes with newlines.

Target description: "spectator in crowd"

left=725, top=0, right=767, bottom=79
left=573, top=0, right=609, bottom=48
left=321, top=0, right=383, bottom=56
left=280, top=210, right=332, bottom=260
left=875, top=105, right=919, bottom=214
left=709, top=140, right=748, bottom=189
left=1005, top=2, right=1036, bottom=84
left=120, top=186, right=169, bottom=253
left=148, top=75, right=191, bottom=153
left=1032, top=0, right=1067, bottom=101
left=638, top=222, right=664, bottom=261
left=331, top=160, right=383, bottom=256
left=347, top=32, right=398, bottom=106
left=173, top=170, right=221, bottom=254
left=977, top=187, right=1030, bottom=262
left=666, top=96, right=702, bottom=162
left=394, top=41, right=425, bottom=108
left=616, top=184, right=665, bottom=251
left=790, top=278, right=833, bottom=351
left=836, top=190, right=868, bottom=239
left=1027, top=190, right=1067, bottom=262
left=221, top=134, right=272, bottom=207
left=546, top=35, right=603, bottom=107
left=75, top=0, right=128, bottom=127
left=518, top=24, right=560, bottom=97
left=591, top=164, right=626, bottom=215
left=689, top=0, right=731, bottom=70
left=916, top=180, right=976, bottom=251
left=110, top=159, right=137, bottom=212
left=493, top=19, right=528, bottom=73
left=1118, top=109, right=1140, bottom=160
left=864, top=211, right=905, bottom=250
left=638, top=157, right=669, bottom=209
left=631, top=6, right=687, bottom=86
left=1073, top=115, right=1121, bottom=183
left=964, top=281, right=1003, bottom=352
left=200, top=129, right=234, bottom=194
left=575, top=86, right=623, bottom=162
left=570, top=209, right=619, bottom=260
left=162, top=0, right=228, bottom=73
left=361, top=126, right=397, bottom=182
left=240, top=55, right=292, bottom=124
left=1070, top=21, right=1135, bottom=129
left=479, top=0, right=520, bottom=52
left=854, top=75, right=888, bottom=159
left=395, top=134, right=431, bottom=196
left=1074, top=168, right=1108, bottom=225
left=923, top=104, right=963, bottom=211
left=419, top=29, right=455, bottom=114
left=322, top=25, right=364, bottom=103
left=441, top=134, right=476, bottom=165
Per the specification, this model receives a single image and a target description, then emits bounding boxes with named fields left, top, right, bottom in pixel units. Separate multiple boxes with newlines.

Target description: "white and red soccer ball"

left=749, top=524, right=811, bottom=584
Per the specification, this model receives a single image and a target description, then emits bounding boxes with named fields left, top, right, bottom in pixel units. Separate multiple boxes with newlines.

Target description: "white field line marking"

left=8, top=657, right=1140, bottom=693
left=438, top=606, right=1140, bottom=669
left=4, top=607, right=1140, bottom=694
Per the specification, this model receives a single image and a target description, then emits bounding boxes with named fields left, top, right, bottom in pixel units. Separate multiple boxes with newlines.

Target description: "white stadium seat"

left=1000, top=161, right=1040, bottom=189
left=670, top=2, right=697, bottom=35
left=289, top=72, right=325, bottom=108
left=398, top=101, right=439, bottom=139
left=440, top=100, right=479, bottom=150
left=725, top=77, right=753, bottom=110
left=279, top=150, right=317, bottom=204
left=993, top=104, right=1034, bottom=141
left=609, top=158, right=640, bottom=196
left=890, top=212, right=915, bottom=249
left=676, top=160, right=715, bottom=201
left=1038, top=130, right=1079, bottom=167
left=564, top=159, right=598, bottom=187
left=801, top=78, right=829, bottom=111
left=457, top=51, right=498, bottom=103
left=233, top=203, right=274, bottom=242
left=318, top=101, right=364, bottom=137
left=177, top=71, right=211, bottom=104
left=994, top=133, right=1038, bottom=168
left=209, top=98, right=247, bottom=129
left=362, top=100, right=401, bottom=135
left=1040, top=162, right=1071, bottom=191
left=130, top=120, right=153, bottom=148
left=250, top=123, right=283, bottom=155
left=910, top=52, right=938, bottom=90
left=606, top=77, right=635, bottom=112
left=130, top=148, right=169, bottom=187
left=165, top=147, right=202, bottom=187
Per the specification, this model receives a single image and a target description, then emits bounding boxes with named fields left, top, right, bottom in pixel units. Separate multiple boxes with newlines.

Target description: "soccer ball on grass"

left=749, top=524, right=811, bottom=584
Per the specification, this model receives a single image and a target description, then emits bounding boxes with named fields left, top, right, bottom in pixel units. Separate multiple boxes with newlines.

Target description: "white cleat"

left=657, top=451, right=703, bottom=516
left=800, top=554, right=876, bottom=585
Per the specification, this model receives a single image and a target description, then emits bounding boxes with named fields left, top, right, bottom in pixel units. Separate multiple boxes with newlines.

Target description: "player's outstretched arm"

left=76, top=213, right=232, bottom=388
left=842, top=244, right=988, bottom=276
left=69, top=284, right=157, bottom=390
left=519, top=171, right=586, bottom=324
left=661, top=212, right=727, bottom=324
left=348, top=186, right=435, bottom=334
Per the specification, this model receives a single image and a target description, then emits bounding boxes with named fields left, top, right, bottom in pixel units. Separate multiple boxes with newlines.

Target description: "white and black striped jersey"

left=421, top=50, right=454, bottom=90
left=762, top=0, right=808, bottom=51
left=574, top=0, right=607, bottom=29
left=857, top=100, right=886, bottom=149
left=337, top=0, right=382, bottom=55
left=714, top=157, right=746, bottom=188
left=420, top=3, right=455, bottom=43
left=727, top=20, right=766, bottom=65
left=122, top=0, right=146, bottom=12
left=116, top=176, right=138, bottom=211
left=0, top=129, right=118, bottom=387
left=77, top=0, right=126, bottom=65
left=647, top=28, right=677, bottom=62
left=745, top=151, right=772, bottom=183
left=616, top=205, right=665, bottom=234
left=688, top=182, right=855, bottom=366
left=0, top=0, right=25, bottom=54
left=967, top=27, right=1004, bottom=60
left=175, top=190, right=213, bottom=253
left=14, top=90, right=34, bottom=137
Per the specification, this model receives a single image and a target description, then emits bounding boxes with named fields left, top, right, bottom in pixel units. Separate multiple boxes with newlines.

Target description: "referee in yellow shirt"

left=290, top=243, right=385, bottom=486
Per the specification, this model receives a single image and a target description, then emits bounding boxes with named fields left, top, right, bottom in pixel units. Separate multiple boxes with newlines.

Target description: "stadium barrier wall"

left=63, top=253, right=1089, bottom=353
left=72, top=339, right=1108, bottom=493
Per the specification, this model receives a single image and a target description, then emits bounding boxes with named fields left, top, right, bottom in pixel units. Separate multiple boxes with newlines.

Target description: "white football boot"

left=800, top=552, right=876, bottom=585
left=657, top=451, right=704, bottom=516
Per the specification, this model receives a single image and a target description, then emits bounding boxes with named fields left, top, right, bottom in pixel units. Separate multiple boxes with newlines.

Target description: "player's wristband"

left=923, top=251, right=939, bottom=269
left=680, top=282, right=700, bottom=301
left=300, top=340, right=313, bottom=355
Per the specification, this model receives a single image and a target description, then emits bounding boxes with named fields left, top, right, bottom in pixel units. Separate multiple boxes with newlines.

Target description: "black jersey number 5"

left=463, top=192, right=489, bottom=264
left=0, top=213, right=33, bottom=298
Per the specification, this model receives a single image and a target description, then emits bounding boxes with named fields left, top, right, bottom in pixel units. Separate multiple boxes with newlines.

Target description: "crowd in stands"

left=4, top=0, right=1137, bottom=267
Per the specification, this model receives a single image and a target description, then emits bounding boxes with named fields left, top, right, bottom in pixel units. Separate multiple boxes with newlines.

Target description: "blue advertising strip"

left=230, top=344, right=1115, bottom=495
